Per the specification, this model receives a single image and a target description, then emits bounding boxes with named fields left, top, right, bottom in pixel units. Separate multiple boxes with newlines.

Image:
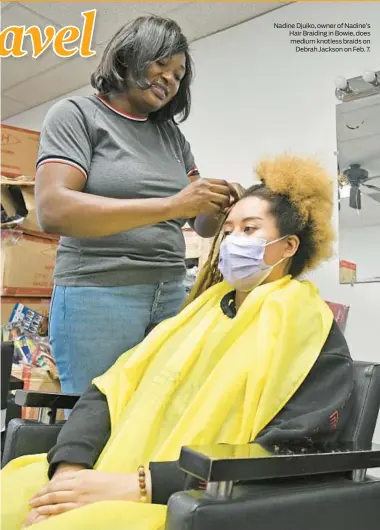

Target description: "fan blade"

left=360, top=187, right=380, bottom=205
left=362, top=183, right=380, bottom=192
left=366, top=175, right=380, bottom=181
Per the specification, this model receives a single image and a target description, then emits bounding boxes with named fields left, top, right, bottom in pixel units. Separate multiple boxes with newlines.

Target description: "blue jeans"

left=49, top=281, right=186, bottom=394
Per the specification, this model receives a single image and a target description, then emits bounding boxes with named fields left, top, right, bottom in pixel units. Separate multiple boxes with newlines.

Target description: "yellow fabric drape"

left=1, top=276, right=333, bottom=530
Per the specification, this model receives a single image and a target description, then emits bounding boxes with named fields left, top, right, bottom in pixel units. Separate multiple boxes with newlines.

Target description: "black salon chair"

left=2, top=362, right=380, bottom=530
left=166, top=361, right=380, bottom=530
left=1, top=342, right=14, bottom=450
left=1, top=341, right=22, bottom=454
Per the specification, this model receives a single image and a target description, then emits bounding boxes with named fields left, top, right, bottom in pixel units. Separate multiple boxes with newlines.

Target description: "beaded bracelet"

left=137, top=465, right=148, bottom=503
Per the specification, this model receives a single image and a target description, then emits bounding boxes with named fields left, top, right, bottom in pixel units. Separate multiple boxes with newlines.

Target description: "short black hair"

left=91, top=15, right=193, bottom=123
left=242, top=184, right=315, bottom=278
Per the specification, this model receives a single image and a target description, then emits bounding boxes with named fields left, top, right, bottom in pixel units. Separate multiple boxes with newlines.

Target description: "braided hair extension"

left=181, top=212, right=228, bottom=309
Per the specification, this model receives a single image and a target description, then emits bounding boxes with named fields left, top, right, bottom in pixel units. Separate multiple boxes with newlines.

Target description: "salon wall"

left=340, top=226, right=380, bottom=281
left=4, top=1, right=380, bottom=441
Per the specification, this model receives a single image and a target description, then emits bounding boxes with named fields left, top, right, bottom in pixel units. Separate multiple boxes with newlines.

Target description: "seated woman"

left=2, top=155, right=354, bottom=530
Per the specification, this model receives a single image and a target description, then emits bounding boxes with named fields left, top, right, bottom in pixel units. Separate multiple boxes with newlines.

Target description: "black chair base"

left=166, top=476, right=380, bottom=530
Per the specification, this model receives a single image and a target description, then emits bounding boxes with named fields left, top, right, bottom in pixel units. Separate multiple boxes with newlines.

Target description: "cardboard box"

left=183, top=227, right=202, bottom=259
left=11, top=363, right=64, bottom=421
left=1, top=176, right=59, bottom=240
left=1, top=231, right=57, bottom=297
left=182, top=227, right=212, bottom=268
left=1, top=297, right=50, bottom=326
left=199, top=238, right=212, bottom=269
left=1, top=124, right=40, bottom=178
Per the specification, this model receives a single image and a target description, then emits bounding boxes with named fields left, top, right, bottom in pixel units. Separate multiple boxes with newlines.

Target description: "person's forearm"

left=191, top=213, right=224, bottom=238
left=47, top=384, right=111, bottom=479
left=38, top=189, right=178, bottom=238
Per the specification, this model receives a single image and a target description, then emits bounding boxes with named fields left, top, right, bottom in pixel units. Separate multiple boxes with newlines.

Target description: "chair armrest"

left=15, top=390, right=81, bottom=411
left=179, top=442, right=380, bottom=482
left=9, top=376, right=23, bottom=391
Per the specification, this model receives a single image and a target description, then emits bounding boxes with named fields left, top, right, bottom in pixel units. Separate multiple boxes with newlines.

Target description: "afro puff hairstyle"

left=244, top=155, right=334, bottom=277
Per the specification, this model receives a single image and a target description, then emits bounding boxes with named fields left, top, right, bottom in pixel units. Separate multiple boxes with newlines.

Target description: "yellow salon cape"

left=1, top=276, right=332, bottom=530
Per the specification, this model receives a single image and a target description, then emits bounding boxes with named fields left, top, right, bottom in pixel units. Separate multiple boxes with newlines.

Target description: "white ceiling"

left=1, top=1, right=289, bottom=119
left=336, top=93, right=380, bottom=179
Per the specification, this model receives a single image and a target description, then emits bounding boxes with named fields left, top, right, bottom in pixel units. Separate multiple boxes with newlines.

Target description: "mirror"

left=336, top=90, right=380, bottom=284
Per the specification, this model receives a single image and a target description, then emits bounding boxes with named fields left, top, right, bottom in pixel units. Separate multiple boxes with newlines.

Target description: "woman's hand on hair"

left=172, top=178, right=231, bottom=218
left=227, top=182, right=245, bottom=206
left=27, top=469, right=152, bottom=517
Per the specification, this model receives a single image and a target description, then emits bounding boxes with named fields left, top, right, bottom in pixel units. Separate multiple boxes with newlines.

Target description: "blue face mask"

left=218, top=234, right=288, bottom=292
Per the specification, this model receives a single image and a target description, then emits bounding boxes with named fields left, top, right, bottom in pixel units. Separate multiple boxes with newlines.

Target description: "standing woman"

left=36, top=16, right=237, bottom=394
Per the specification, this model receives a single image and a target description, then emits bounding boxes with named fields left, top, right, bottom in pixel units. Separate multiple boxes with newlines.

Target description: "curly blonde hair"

left=184, top=155, right=334, bottom=308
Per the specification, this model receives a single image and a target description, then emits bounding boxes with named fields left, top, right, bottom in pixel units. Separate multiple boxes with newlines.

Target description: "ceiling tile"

left=166, top=2, right=286, bottom=42
left=2, top=2, right=291, bottom=119
left=1, top=95, right=30, bottom=120
left=3, top=42, right=105, bottom=107
left=1, top=3, right=63, bottom=91
left=1, top=3, right=62, bottom=31
left=21, top=2, right=186, bottom=45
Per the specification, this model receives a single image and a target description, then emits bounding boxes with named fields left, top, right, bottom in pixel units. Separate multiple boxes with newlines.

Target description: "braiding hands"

left=225, top=182, right=245, bottom=213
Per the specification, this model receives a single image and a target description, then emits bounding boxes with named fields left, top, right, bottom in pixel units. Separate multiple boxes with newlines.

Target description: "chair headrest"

left=341, top=361, right=380, bottom=445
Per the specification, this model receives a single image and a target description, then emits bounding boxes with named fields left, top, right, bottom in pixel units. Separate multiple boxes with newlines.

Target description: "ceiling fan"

left=339, top=163, right=380, bottom=210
